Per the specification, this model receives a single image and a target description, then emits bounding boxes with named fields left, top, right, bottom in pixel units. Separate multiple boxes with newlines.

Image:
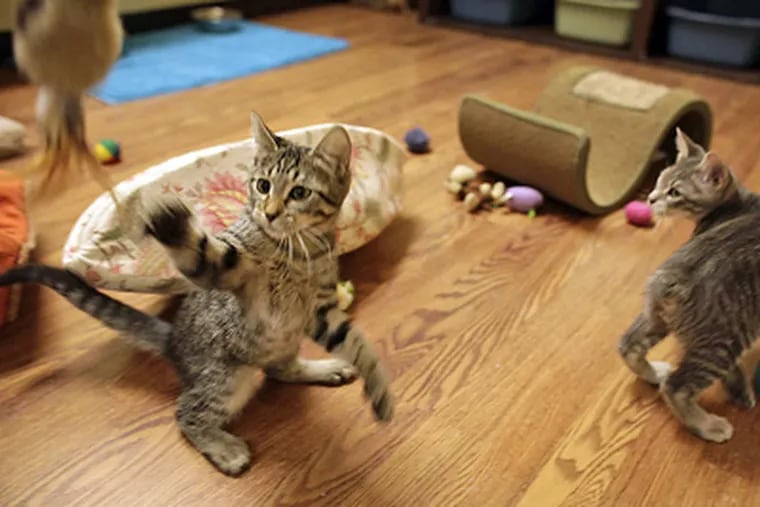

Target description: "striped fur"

left=140, top=186, right=395, bottom=422
left=311, top=299, right=394, bottom=421
left=137, top=112, right=393, bottom=475
left=2, top=114, right=394, bottom=477
left=619, top=129, right=760, bottom=443
left=0, top=264, right=171, bottom=353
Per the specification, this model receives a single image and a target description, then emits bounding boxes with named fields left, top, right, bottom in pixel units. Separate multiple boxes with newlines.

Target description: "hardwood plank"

left=1, top=4, right=760, bottom=506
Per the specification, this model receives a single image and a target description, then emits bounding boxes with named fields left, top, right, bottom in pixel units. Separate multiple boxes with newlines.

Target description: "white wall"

left=1, top=0, right=230, bottom=31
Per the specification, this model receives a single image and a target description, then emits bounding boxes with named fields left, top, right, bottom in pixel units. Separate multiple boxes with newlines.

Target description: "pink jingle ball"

left=625, top=200, right=653, bottom=227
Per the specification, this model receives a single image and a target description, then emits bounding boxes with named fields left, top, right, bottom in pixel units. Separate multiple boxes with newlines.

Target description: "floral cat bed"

left=62, top=124, right=406, bottom=294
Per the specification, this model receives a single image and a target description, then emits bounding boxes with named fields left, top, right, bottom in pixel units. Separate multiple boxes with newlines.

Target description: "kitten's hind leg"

left=723, top=362, right=756, bottom=410
left=266, top=357, right=358, bottom=386
left=661, top=350, right=733, bottom=443
left=618, top=312, right=670, bottom=385
left=176, top=364, right=259, bottom=476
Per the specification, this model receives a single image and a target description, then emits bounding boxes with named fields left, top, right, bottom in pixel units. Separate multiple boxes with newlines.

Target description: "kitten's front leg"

left=140, top=191, right=252, bottom=291
left=311, top=301, right=394, bottom=422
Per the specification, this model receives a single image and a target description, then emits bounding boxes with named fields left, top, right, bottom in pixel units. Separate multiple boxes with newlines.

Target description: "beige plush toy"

left=10, top=0, right=124, bottom=201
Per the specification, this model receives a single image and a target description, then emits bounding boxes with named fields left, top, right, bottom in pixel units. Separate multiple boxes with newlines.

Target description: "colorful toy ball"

left=404, top=127, right=430, bottom=154
left=94, top=139, right=121, bottom=164
left=624, top=200, right=653, bottom=227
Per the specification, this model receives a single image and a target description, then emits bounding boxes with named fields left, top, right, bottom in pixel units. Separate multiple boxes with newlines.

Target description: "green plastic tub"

left=555, top=0, right=641, bottom=47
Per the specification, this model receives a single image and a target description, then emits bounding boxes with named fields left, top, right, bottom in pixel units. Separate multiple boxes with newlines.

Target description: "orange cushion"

left=0, top=173, right=30, bottom=327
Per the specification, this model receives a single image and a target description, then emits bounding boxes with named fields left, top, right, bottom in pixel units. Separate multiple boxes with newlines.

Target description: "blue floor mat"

left=90, top=22, right=349, bottom=104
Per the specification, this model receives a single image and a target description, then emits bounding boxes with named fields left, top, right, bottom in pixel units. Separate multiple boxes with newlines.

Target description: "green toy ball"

left=94, top=139, right=121, bottom=164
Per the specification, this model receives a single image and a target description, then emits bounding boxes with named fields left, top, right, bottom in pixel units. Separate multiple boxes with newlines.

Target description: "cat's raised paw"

left=139, top=190, right=195, bottom=247
left=693, top=414, right=734, bottom=443
left=201, top=432, right=252, bottom=477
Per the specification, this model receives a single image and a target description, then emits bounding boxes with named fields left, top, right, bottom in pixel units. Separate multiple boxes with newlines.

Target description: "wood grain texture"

left=1, top=5, right=760, bottom=506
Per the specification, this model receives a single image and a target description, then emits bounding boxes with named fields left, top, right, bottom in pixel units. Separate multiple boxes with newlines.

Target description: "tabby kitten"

left=619, top=128, right=760, bottom=443
left=0, top=113, right=394, bottom=475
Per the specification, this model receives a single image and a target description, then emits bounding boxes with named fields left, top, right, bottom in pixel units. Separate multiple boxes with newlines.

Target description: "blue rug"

left=90, top=22, right=349, bottom=104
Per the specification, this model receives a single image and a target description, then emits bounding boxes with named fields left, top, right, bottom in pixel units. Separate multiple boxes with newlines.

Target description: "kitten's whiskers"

left=287, top=235, right=294, bottom=267
left=304, top=229, right=333, bottom=260
left=295, top=231, right=312, bottom=276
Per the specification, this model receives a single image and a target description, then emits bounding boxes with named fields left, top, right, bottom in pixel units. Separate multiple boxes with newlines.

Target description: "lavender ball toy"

left=506, top=186, right=544, bottom=214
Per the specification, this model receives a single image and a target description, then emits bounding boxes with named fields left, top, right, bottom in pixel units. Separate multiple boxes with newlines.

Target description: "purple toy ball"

left=507, top=186, right=544, bottom=213
left=624, top=200, right=653, bottom=227
left=404, top=127, right=430, bottom=154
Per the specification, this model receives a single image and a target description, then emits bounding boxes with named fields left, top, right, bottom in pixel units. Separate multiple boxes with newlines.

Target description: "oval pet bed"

left=62, top=123, right=406, bottom=294
left=458, top=66, right=713, bottom=215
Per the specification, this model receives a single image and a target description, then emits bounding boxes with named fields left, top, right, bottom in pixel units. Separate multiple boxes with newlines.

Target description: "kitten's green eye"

left=668, top=188, right=680, bottom=198
left=289, top=185, right=311, bottom=201
left=256, top=179, right=271, bottom=194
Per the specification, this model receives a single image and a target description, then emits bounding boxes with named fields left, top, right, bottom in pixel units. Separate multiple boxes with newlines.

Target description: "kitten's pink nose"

left=647, top=193, right=656, bottom=205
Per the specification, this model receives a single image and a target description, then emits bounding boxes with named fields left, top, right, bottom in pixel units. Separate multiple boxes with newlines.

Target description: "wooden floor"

left=1, top=5, right=760, bottom=506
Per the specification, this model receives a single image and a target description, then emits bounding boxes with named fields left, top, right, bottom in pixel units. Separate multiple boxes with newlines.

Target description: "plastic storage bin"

left=666, top=7, right=760, bottom=68
left=555, top=0, right=641, bottom=47
left=450, top=0, right=551, bottom=26
left=704, top=0, right=760, bottom=18
left=667, top=0, right=760, bottom=18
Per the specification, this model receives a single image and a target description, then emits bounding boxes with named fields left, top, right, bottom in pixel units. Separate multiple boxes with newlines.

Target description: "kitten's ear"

left=675, top=128, right=705, bottom=161
left=251, top=111, right=277, bottom=156
left=700, top=152, right=729, bottom=187
left=312, top=125, right=352, bottom=170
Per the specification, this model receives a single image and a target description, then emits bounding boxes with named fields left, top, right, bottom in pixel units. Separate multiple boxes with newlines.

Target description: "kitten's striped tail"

left=312, top=303, right=394, bottom=422
left=0, top=264, right=172, bottom=354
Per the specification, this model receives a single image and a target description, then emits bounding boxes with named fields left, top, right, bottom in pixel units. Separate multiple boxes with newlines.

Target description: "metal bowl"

left=191, top=6, right=243, bottom=33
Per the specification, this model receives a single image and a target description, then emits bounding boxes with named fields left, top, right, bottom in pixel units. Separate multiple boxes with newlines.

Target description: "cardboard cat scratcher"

left=458, top=66, right=713, bottom=215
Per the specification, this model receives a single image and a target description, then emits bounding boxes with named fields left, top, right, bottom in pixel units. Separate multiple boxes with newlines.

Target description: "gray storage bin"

left=704, top=0, right=760, bottom=19
left=668, top=0, right=760, bottom=18
left=666, top=7, right=760, bottom=68
left=450, top=0, right=551, bottom=26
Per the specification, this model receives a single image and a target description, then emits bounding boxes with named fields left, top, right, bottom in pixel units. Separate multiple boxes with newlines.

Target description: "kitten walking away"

left=619, top=128, right=760, bottom=443
left=0, top=113, right=394, bottom=475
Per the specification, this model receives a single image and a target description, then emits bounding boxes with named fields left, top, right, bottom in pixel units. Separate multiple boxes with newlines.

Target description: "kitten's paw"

left=692, top=414, right=734, bottom=443
left=320, top=359, right=358, bottom=386
left=267, top=358, right=358, bottom=386
left=643, top=361, right=672, bottom=386
left=139, top=189, right=196, bottom=247
left=201, top=432, right=252, bottom=477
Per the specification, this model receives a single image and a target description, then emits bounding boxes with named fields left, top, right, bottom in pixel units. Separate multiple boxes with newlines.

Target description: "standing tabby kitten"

left=0, top=113, right=394, bottom=475
left=619, top=128, right=760, bottom=443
